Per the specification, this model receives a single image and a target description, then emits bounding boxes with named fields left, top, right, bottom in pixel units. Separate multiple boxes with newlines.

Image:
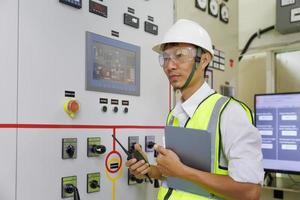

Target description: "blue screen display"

left=85, top=32, right=140, bottom=96
left=255, top=93, right=300, bottom=173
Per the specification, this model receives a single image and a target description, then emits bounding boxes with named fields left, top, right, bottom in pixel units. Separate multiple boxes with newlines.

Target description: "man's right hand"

left=125, top=143, right=150, bottom=180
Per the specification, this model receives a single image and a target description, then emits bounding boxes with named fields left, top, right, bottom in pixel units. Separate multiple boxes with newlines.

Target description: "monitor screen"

left=86, top=32, right=140, bottom=96
left=255, top=92, right=300, bottom=174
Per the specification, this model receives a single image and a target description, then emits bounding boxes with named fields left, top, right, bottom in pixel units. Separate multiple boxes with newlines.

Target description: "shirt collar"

left=181, top=82, right=215, bottom=118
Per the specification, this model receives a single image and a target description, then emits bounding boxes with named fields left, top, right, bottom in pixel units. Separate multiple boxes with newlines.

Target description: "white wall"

left=238, top=53, right=267, bottom=109
left=276, top=51, right=300, bottom=93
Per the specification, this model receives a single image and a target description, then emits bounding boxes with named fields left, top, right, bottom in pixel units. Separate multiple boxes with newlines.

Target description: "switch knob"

left=66, top=145, right=75, bottom=158
left=64, top=184, right=74, bottom=194
left=91, top=145, right=106, bottom=154
left=129, top=174, right=143, bottom=184
left=64, top=98, right=80, bottom=118
left=68, top=100, right=79, bottom=113
left=102, top=106, right=107, bottom=112
left=89, top=180, right=100, bottom=189
left=147, top=141, right=155, bottom=149
left=113, top=106, right=118, bottom=113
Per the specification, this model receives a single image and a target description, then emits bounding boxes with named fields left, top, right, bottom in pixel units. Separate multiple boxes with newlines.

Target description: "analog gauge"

left=220, top=3, right=229, bottom=23
left=195, top=0, right=207, bottom=11
left=208, top=0, right=218, bottom=17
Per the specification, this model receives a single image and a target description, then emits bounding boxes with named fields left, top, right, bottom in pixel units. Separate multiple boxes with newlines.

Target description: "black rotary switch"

left=66, top=145, right=75, bottom=158
left=136, top=178, right=143, bottom=184
left=113, top=106, right=118, bottom=113
left=64, top=184, right=74, bottom=194
left=147, top=141, right=155, bottom=149
left=129, top=174, right=143, bottom=184
left=90, top=180, right=100, bottom=189
left=91, top=145, right=106, bottom=154
left=102, top=106, right=107, bottom=112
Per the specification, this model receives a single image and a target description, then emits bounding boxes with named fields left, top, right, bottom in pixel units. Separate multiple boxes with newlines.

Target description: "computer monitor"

left=254, top=92, right=300, bottom=173
left=255, top=92, right=300, bottom=174
left=85, top=31, right=140, bottom=96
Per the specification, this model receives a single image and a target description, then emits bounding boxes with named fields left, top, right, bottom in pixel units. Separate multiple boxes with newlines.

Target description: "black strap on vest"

left=163, top=188, right=174, bottom=200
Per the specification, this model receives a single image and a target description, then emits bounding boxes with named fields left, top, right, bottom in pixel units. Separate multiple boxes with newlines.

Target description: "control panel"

left=61, top=176, right=78, bottom=198
left=128, top=136, right=139, bottom=152
left=6, top=0, right=173, bottom=200
left=127, top=136, right=143, bottom=185
left=124, top=13, right=140, bottom=29
left=276, top=0, right=300, bottom=34
left=62, top=138, right=77, bottom=159
left=99, top=98, right=130, bottom=114
left=87, top=137, right=106, bottom=157
left=145, top=135, right=155, bottom=152
left=128, top=169, right=144, bottom=185
left=87, top=172, right=101, bottom=193
left=144, top=21, right=158, bottom=35
left=89, top=0, right=107, bottom=18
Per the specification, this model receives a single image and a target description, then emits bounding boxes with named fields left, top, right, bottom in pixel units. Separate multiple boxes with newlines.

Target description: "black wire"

left=239, top=25, right=275, bottom=62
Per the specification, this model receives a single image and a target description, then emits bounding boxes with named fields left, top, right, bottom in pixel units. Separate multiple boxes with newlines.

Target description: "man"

left=126, top=19, right=264, bottom=200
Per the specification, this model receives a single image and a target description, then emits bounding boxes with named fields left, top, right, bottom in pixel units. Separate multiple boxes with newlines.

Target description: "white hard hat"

left=152, top=19, right=214, bottom=58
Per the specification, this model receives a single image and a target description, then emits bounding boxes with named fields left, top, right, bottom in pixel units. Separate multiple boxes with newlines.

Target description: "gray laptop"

left=165, top=126, right=212, bottom=197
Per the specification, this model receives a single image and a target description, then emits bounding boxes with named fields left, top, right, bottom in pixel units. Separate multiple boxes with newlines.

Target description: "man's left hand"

left=154, top=144, right=185, bottom=177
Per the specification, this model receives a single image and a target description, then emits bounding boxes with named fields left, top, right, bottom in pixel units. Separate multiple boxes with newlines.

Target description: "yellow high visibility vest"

left=157, top=93, right=253, bottom=200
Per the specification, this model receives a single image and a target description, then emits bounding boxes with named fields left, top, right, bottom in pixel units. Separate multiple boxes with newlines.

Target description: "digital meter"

left=59, top=0, right=82, bottom=9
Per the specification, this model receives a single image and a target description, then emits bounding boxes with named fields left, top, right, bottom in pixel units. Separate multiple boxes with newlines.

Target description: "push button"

left=64, top=99, right=80, bottom=118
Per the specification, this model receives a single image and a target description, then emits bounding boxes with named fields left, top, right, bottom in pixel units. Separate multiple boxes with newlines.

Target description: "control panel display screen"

left=255, top=92, right=300, bottom=174
left=86, top=32, right=140, bottom=96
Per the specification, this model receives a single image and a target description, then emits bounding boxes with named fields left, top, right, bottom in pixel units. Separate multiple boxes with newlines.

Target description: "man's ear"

left=199, top=52, right=212, bottom=71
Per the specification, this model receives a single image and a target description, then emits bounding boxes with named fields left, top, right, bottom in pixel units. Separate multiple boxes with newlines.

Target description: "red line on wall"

left=0, top=124, right=17, bottom=128
left=0, top=124, right=164, bottom=129
left=113, top=128, right=116, bottom=150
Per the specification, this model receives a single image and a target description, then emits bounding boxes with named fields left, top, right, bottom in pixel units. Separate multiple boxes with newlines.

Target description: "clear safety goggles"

left=158, top=47, right=199, bottom=68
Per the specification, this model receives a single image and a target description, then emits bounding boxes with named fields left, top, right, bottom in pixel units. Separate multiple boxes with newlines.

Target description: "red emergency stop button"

left=68, top=100, right=79, bottom=113
left=64, top=99, right=80, bottom=118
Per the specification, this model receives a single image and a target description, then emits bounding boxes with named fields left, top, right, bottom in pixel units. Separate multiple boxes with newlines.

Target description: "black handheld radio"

left=111, top=135, right=153, bottom=184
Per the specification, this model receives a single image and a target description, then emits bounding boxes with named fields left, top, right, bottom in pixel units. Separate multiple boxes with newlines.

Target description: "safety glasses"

left=158, top=47, right=198, bottom=68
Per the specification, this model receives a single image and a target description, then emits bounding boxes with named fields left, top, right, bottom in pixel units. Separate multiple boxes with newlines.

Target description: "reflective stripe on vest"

left=158, top=93, right=253, bottom=200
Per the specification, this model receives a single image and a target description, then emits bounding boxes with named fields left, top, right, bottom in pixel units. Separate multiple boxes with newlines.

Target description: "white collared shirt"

left=172, top=82, right=264, bottom=185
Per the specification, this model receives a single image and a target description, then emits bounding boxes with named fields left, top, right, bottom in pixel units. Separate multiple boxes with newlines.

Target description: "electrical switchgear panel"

left=87, top=137, right=106, bottom=157
left=128, top=136, right=139, bottom=151
left=61, top=176, right=77, bottom=198
left=145, top=135, right=155, bottom=152
left=87, top=172, right=100, bottom=193
left=276, top=0, right=300, bottom=34
left=62, top=138, right=77, bottom=159
left=128, top=169, right=144, bottom=185
left=4, top=0, right=173, bottom=199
